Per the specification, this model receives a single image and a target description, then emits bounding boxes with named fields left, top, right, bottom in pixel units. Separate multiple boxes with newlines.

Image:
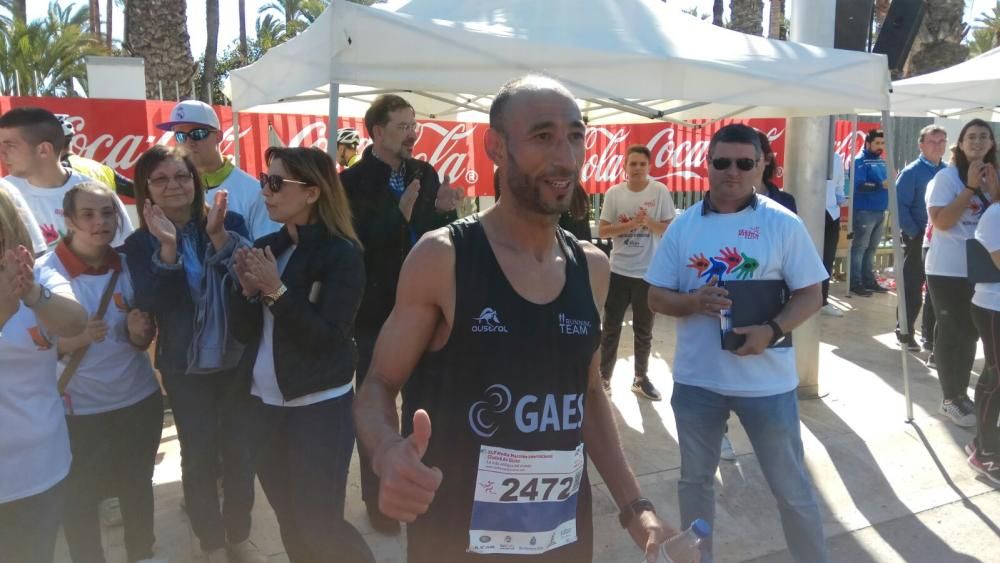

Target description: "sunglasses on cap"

left=174, top=128, right=213, bottom=144
left=259, top=173, right=309, bottom=193
left=711, top=157, right=757, bottom=171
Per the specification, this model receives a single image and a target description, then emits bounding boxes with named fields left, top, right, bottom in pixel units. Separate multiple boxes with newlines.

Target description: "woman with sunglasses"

left=123, top=146, right=267, bottom=563
left=231, top=147, right=371, bottom=562
left=925, top=119, right=998, bottom=429
left=0, top=189, right=87, bottom=563
left=37, top=181, right=164, bottom=563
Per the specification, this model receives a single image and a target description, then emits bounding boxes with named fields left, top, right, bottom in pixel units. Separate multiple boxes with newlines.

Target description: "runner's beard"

left=505, top=152, right=574, bottom=217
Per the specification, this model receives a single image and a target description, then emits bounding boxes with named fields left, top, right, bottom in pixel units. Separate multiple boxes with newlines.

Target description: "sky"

left=31, top=0, right=993, bottom=61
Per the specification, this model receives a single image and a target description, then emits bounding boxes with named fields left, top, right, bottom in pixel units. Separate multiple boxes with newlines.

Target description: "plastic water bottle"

left=643, top=519, right=711, bottom=563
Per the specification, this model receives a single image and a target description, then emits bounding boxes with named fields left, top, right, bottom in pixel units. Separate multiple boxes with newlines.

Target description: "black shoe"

left=921, top=339, right=933, bottom=353
left=366, top=501, right=401, bottom=535
left=631, top=378, right=662, bottom=401
left=865, top=283, right=889, bottom=294
left=896, top=332, right=921, bottom=352
left=850, top=285, right=872, bottom=297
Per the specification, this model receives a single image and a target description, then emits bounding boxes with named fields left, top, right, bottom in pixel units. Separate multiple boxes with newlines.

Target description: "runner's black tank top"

left=403, top=216, right=601, bottom=562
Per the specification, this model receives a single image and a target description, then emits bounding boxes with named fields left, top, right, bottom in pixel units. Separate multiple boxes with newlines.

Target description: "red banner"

left=0, top=97, right=877, bottom=196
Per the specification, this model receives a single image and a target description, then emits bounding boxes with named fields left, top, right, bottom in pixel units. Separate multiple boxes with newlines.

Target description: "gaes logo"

left=468, top=384, right=512, bottom=438
left=468, top=384, right=586, bottom=437
left=472, top=307, right=509, bottom=333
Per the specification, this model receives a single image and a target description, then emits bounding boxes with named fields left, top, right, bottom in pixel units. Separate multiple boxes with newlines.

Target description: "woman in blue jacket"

left=230, top=147, right=369, bottom=562
left=123, top=146, right=266, bottom=563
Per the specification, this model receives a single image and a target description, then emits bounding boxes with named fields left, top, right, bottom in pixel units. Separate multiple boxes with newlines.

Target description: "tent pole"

left=232, top=110, right=241, bottom=168
left=327, top=82, right=340, bottom=155
left=844, top=114, right=859, bottom=297
left=882, top=110, right=913, bottom=421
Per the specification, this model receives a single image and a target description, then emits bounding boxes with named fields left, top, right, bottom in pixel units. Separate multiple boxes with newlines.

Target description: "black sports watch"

left=618, top=497, right=656, bottom=529
left=766, top=319, right=784, bottom=345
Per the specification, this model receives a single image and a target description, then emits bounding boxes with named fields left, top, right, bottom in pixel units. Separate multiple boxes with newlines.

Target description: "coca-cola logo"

left=581, top=127, right=629, bottom=184
left=413, top=122, right=481, bottom=185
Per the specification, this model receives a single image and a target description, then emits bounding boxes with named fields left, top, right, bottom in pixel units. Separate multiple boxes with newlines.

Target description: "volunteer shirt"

left=973, top=203, right=1000, bottom=312
left=0, top=266, right=73, bottom=503
left=251, top=245, right=352, bottom=406
left=0, top=177, right=47, bottom=254
left=599, top=180, right=676, bottom=278
left=925, top=166, right=992, bottom=277
left=645, top=195, right=828, bottom=397
left=205, top=165, right=279, bottom=241
left=38, top=244, right=158, bottom=415
left=5, top=170, right=133, bottom=249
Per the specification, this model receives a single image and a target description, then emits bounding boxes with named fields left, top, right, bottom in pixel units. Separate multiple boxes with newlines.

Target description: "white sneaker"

left=720, top=433, right=737, bottom=461
left=99, top=497, right=123, bottom=527
left=939, top=400, right=976, bottom=428
left=821, top=304, right=844, bottom=317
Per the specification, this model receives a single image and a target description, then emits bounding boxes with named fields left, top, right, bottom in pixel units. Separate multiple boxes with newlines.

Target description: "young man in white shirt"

left=0, top=108, right=132, bottom=250
left=647, top=124, right=829, bottom=563
left=157, top=100, right=279, bottom=240
left=598, top=145, right=676, bottom=400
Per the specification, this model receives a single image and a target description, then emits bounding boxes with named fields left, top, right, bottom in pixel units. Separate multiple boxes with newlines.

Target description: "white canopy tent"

left=890, top=46, right=1000, bottom=119
left=229, top=0, right=890, bottom=124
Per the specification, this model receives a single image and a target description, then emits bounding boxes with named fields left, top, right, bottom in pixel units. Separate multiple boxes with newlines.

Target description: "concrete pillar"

left=785, top=0, right=837, bottom=398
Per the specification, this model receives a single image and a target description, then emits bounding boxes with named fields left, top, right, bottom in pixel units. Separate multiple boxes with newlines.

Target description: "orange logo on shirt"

left=28, top=326, right=52, bottom=350
left=113, top=293, right=127, bottom=312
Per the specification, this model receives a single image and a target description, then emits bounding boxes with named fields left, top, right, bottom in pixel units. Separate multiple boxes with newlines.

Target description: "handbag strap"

left=58, top=269, right=121, bottom=394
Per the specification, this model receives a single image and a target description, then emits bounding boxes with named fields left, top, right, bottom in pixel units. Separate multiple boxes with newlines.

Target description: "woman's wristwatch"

left=24, top=284, right=52, bottom=309
left=262, top=284, right=287, bottom=307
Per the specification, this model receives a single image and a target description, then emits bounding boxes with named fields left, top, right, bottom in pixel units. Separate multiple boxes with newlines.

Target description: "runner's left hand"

left=627, top=511, right=676, bottom=563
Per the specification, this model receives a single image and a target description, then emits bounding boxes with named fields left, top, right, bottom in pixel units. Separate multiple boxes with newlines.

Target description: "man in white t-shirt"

left=598, top=145, right=676, bottom=400
left=646, top=124, right=829, bottom=563
left=0, top=108, right=132, bottom=250
left=157, top=100, right=279, bottom=240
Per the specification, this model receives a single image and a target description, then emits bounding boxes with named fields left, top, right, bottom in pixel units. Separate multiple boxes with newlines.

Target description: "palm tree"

left=258, top=0, right=330, bottom=38
left=729, top=0, right=763, bottom=36
left=967, top=26, right=997, bottom=57
left=255, top=13, right=287, bottom=51
left=88, top=0, right=100, bottom=43
left=125, top=0, right=195, bottom=99
left=712, top=0, right=724, bottom=26
left=201, top=0, right=219, bottom=104
left=977, top=2, right=1000, bottom=46
left=903, top=0, right=968, bottom=78
left=768, top=0, right=784, bottom=40
left=238, top=0, right=248, bottom=65
left=105, top=0, right=113, bottom=50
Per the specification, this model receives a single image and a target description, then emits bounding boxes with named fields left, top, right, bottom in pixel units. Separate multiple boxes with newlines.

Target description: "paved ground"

left=55, top=281, right=1000, bottom=562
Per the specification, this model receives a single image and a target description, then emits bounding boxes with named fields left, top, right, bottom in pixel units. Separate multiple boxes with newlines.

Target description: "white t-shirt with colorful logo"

left=925, top=166, right=992, bottom=277
left=0, top=266, right=73, bottom=503
left=599, top=180, right=677, bottom=278
left=5, top=170, right=134, bottom=250
left=645, top=196, right=828, bottom=397
left=973, top=203, right=1000, bottom=312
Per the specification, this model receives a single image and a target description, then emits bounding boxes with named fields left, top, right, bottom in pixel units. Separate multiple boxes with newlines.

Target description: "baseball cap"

left=157, top=100, right=221, bottom=131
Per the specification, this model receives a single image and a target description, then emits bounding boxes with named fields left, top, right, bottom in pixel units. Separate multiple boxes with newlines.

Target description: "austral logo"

left=472, top=307, right=509, bottom=333
left=558, top=313, right=591, bottom=336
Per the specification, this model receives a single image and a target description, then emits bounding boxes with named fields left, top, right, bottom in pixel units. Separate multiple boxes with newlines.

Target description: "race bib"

left=468, top=444, right=584, bottom=555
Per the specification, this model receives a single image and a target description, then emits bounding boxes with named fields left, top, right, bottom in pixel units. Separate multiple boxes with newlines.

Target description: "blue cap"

left=691, top=519, right=711, bottom=539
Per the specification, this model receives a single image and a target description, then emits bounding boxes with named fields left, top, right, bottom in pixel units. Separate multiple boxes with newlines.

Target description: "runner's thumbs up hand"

left=376, top=409, right=444, bottom=522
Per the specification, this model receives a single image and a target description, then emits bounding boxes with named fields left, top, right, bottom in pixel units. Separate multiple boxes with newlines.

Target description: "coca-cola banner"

left=0, top=97, right=876, bottom=195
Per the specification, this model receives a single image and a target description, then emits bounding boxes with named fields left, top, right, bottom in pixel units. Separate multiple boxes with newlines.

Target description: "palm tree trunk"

left=106, top=0, right=113, bottom=50
left=239, top=0, right=248, bottom=65
left=713, top=0, right=724, bottom=26
left=768, top=0, right=784, bottom=39
left=902, top=0, right=968, bottom=77
left=729, top=0, right=764, bottom=36
left=202, top=0, right=220, bottom=103
left=11, top=0, right=25, bottom=25
left=125, top=0, right=195, bottom=99
left=89, top=0, right=102, bottom=43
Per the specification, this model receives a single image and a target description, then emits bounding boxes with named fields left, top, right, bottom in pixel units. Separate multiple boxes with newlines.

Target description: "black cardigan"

left=230, top=223, right=365, bottom=401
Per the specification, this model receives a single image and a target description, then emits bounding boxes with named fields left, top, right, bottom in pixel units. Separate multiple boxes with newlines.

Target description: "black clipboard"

left=966, top=238, right=1000, bottom=283
left=720, top=280, right=792, bottom=350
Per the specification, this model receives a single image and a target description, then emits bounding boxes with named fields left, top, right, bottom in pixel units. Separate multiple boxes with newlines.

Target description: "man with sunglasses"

left=849, top=129, right=891, bottom=297
left=157, top=100, right=279, bottom=240
left=647, top=124, right=829, bottom=563
left=340, top=93, right=463, bottom=535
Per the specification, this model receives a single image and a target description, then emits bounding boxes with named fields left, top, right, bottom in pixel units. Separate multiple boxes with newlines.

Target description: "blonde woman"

left=0, top=189, right=86, bottom=563
left=231, top=147, right=370, bottom=562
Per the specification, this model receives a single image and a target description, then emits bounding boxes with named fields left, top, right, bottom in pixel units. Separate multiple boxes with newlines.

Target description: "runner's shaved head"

left=490, top=75, right=576, bottom=136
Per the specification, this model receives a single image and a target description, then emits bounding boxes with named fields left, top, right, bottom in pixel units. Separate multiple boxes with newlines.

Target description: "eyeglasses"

left=148, top=172, right=194, bottom=189
left=259, top=173, right=309, bottom=193
left=711, top=157, right=757, bottom=171
left=394, top=122, right=421, bottom=134
left=174, top=128, right=213, bottom=144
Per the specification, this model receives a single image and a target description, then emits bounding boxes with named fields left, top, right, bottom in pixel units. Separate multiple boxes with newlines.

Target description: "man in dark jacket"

left=340, top=94, right=461, bottom=534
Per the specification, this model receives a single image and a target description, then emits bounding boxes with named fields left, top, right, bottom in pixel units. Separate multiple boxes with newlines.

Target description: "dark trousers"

left=161, top=369, right=257, bottom=552
left=921, top=247, right=936, bottom=345
left=971, top=305, right=1000, bottom=459
left=0, top=479, right=64, bottom=563
left=821, top=213, right=840, bottom=305
left=600, top=273, right=654, bottom=381
left=63, top=391, right=164, bottom=563
left=354, top=331, right=380, bottom=506
left=255, top=392, right=371, bottom=563
left=896, top=233, right=925, bottom=337
left=926, top=275, right=978, bottom=400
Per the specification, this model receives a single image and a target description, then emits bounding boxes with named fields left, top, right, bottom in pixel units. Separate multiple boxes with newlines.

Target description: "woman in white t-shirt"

left=38, top=182, right=164, bottom=563
left=925, top=119, right=998, bottom=428
left=0, top=189, right=87, bottom=563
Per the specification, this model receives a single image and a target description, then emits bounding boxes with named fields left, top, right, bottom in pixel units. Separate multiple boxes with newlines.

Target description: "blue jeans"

left=0, top=479, right=65, bottom=563
left=671, top=384, right=828, bottom=563
left=850, top=209, right=885, bottom=287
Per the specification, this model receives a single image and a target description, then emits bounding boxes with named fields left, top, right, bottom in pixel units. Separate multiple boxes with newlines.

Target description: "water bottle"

left=642, top=519, right=711, bottom=563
